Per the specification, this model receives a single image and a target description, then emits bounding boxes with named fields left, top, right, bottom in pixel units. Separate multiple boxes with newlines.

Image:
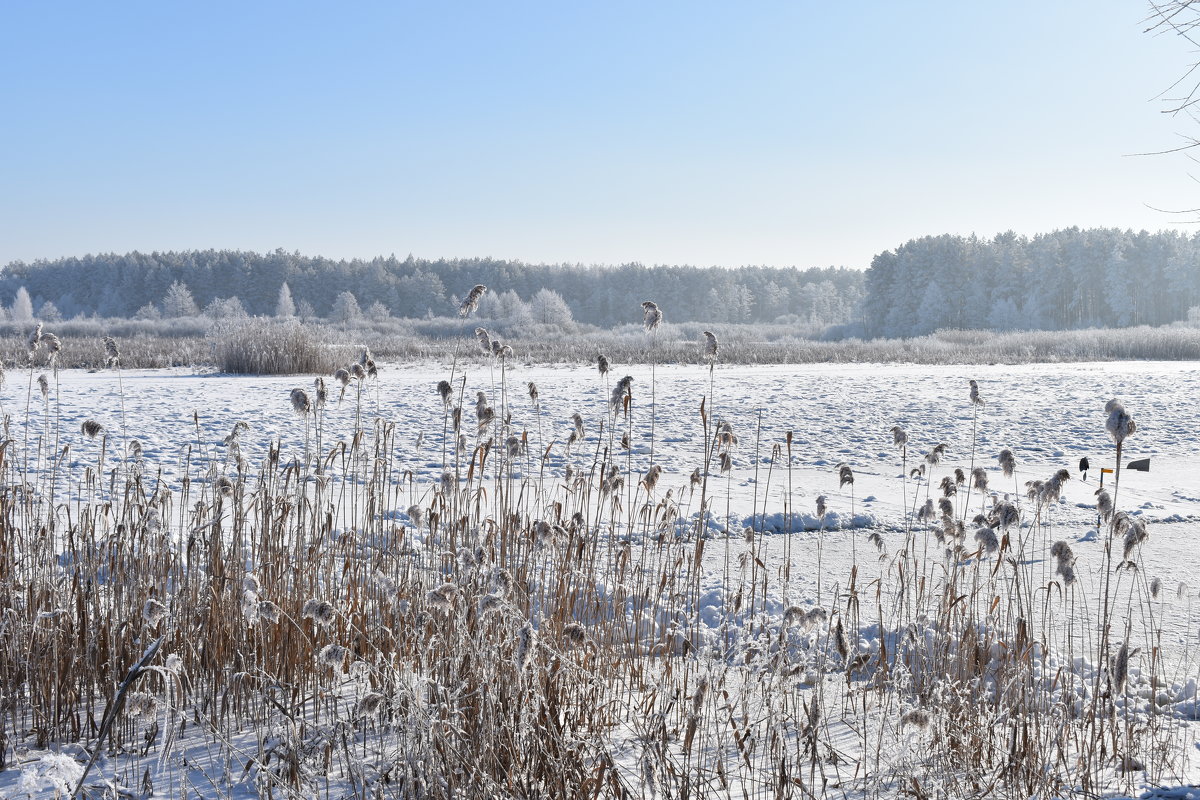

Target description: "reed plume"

left=459, top=284, right=487, bottom=317
left=641, top=301, right=663, bottom=331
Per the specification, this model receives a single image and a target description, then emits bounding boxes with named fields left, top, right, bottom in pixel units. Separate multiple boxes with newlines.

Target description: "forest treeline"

left=863, top=228, right=1200, bottom=337
left=4, top=227, right=1199, bottom=337
left=0, top=251, right=862, bottom=327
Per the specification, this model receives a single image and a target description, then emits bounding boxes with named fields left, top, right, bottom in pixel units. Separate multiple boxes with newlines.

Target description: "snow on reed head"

left=703, top=330, right=719, bottom=360
left=1095, top=488, right=1113, bottom=522
left=319, top=643, right=350, bottom=668
left=302, top=599, right=336, bottom=627
left=610, top=375, right=633, bottom=412
left=641, top=301, right=662, bottom=332
left=597, top=354, right=610, bottom=376
left=335, top=368, right=350, bottom=387
left=816, top=495, right=827, bottom=518
left=837, top=463, right=854, bottom=488
left=475, top=327, right=492, bottom=354
left=437, top=379, right=453, bottom=406
left=527, top=381, right=538, bottom=404
left=925, top=443, right=947, bottom=466
left=969, top=379, right=984, bottom=406
left=351, top=363, right=366, bottom=381
left=313, top=376, right=328, bottom=408
left=459, top=284, right=487, bottom=317
left=973, top=526, right=999, bottom=554
left=81, top=420, right=105, bottom=439
left=42, top=332, right=61, bottom=366
left=26, top=322, right=42, bottom=356
left=891, top=425, right=908, bottom=450
left=103, top=335, right=120, bottom=367
left=37, top=374, right=48, bottom=399
left=1105, top=399, right=1136, bottom=445
left=997, top=448, right=1016, bottom=477
left=971, top=466, right=989, bottom=493
left=290, top=387, right=311, bottom=415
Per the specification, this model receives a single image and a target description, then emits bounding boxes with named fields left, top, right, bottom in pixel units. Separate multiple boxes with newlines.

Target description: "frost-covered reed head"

left=26, top=322, right=43, bottom=355
left=971, top=466, right=989, bottom=493
left=458, top=284, right=487, bottom=317
left=973, top=526, right=999, bottom=555
left=37, top=373, right=48, bottom=399
left=289, top=387, right=311, bottom=415
left=335, top=368, right=351, bottom=387
left=968, top=379, right=984, bottom=406
left=475, top=327, right=493, bottom=354
left=1095, top=487, right=1113, bottom=522
left=351, top=363, right=366, bottom=381
left=437, top=379, right=453, bottom=406
left=610, top=375, right=633, bottom=413
left=925, top=443, right=947, bottom=466
left=837, top=463, right=854, bottom=488
left=527, top=381, right=538, bottom=404
left=313, top=376, right=328, bottom=408
left=702, top=330, right=719, bottom=360
left=996, top=449, right=1016, bottom=478
left=302, top=599, right=337, bottom=627
left=891, top=425, right=908, bottom=450
left=81, top=419, right=105, bottom=439
left=1105, top=399, right=1136, bottom=445
left=597, top=353, right=610, bottom=375
left=103, top=335, right=120, bottom=367
left=641, top=301, right=662, bottom=332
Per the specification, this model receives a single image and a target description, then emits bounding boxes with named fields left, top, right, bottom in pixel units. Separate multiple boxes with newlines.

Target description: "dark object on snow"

left=1127, top=458, right=1150, bottom=472
left=1079, top=457, right=1089, bottom=481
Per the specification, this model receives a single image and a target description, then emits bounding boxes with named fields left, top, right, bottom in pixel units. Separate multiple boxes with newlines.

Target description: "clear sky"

left=1, top=1, right=1197, bottom=270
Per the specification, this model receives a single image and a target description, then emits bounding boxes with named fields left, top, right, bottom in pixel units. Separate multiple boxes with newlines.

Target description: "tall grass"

left=0, top=329, right=1193, bottom=799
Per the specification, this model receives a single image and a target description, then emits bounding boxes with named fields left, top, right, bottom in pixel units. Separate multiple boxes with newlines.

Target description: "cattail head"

left=641, top=301, right=662, bottom=331
left=1105, top=399, right=1136, bottom=445
left=289, top=388, right=311, bottom=415
left=81, top=420, right=105, bottom=439
left=968, top=379, right=984, bottom=406
left=997, top=448, right=1016, bottom=478
left=459, top=284, right=487, bottom=317
left=702, top=330, right=719, bottom=360
left=891, top=425, right=908, bottom=449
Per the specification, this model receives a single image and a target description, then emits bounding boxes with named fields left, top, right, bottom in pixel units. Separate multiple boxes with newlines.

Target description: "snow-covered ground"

left=2, top=359, right=1199, bottom=798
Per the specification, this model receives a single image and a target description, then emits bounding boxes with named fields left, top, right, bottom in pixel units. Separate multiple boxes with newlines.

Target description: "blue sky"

left=0, top=1, right=1195, bottom=269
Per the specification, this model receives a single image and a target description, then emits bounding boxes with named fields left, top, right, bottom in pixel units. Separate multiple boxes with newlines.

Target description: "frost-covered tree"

left=37, top=300, right=63, bottom=322
left=163, top=281, right=199, bottom=317
left=296, top=298, right=316, bottom=321
left=276, top=282, right=295, bottom=318
left=331, top=291, right=362, bottom=323
left=134, top=302, right=162, bottom=321
left=205, top=296, right=248, bottom=319
left=529, top=288, right=573, bottom=328
left=11, top=287, right=33, bottom=322
left=365, top=300, right=391, bottom=320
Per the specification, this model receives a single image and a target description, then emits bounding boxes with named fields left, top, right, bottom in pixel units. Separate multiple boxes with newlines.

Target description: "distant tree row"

left=0, top=250, right=864, bottom=328
left=862, top=228, right=1200, bottom=338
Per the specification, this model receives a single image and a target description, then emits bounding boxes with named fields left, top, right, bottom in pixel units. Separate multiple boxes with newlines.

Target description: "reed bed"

left=0, top=320, right=1195, bottom=799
